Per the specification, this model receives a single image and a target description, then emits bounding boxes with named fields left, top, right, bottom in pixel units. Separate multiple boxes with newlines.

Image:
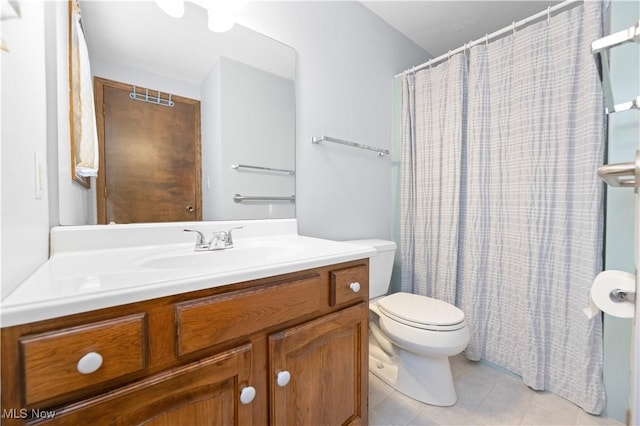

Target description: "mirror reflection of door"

left=95, top=77, right=202, bottom=224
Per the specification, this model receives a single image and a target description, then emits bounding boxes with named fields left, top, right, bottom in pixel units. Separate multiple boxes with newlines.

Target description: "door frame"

left=93, top=77, right=202, bottom=224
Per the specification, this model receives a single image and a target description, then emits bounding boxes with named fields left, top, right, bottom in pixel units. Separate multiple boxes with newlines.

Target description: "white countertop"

left=1, top=219, right=375, bottom=327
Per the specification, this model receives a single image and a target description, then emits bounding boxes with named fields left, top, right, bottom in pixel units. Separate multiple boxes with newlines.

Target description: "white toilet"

left=345, top=239, right=470, bottom=407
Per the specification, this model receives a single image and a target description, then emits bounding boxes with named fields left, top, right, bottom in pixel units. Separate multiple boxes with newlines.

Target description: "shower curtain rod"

left=394, top=0, right=582, bottom=78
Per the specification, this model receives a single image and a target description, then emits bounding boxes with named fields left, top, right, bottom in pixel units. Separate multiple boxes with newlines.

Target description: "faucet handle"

left=184, top=229, right=208, bottom=249
left=225, top=226, right=243, bottom=246
left=209, top=232, right=227, bottom=249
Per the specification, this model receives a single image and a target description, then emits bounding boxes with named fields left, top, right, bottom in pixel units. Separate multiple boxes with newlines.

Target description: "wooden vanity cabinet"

left=0, top=259, right=369, bottom=426
left=36, top=344, right=254, bottom=426
left=270, top=304, right=367, bottom=426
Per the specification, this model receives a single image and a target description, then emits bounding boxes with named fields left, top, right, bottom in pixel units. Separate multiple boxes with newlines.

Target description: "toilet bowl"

left=344, top=239, right=470, bottom=407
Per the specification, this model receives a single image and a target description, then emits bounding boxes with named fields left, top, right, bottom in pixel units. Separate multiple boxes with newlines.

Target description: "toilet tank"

left=343, top=239, right=397, bottom=299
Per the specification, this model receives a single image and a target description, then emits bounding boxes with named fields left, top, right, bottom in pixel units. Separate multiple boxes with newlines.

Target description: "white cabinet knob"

left=239, top=386, right=256, bottom=404
left=276, top=370, right=291, bottom=387
left=77, top=352, right=103, bottom=374
left=349, top=282, right=361, bottom=293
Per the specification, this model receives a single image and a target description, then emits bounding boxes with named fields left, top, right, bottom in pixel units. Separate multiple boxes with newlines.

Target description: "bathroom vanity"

left=0, top=220, right=373, bottom=425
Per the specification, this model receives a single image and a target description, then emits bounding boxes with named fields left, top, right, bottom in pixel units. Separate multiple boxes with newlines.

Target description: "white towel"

left=73, top=14, right=99, bottom=177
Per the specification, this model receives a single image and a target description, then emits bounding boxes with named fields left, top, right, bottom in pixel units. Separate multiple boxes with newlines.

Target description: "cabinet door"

left=39, top=344, right=254, bottom=426
left=269, top=303, right=368, bottom=426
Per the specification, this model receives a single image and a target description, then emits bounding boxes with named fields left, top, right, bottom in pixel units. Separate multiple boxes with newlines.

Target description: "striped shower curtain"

left=400, top=54, right=466, bottom=305
left=401, top=1, right=606, bottom=413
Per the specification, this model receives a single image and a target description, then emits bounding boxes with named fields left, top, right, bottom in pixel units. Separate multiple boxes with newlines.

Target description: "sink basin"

left=138, top=239, right=306, bottom=270
left=1, top=219, right=379, bottom=328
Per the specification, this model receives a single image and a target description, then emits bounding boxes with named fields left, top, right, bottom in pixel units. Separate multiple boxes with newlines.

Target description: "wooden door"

left=38, top=345, right=253, bottom=426
left=269, top=303, right=368, bottom=426
left=95, top=77, right=201, bottom=224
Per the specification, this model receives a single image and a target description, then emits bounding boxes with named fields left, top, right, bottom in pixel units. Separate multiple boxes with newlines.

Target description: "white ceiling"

left=361, top=1, right=562, bottom=58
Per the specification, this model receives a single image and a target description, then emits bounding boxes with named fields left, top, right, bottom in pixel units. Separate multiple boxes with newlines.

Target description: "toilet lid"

left=377, top=293, right=465, bottom=328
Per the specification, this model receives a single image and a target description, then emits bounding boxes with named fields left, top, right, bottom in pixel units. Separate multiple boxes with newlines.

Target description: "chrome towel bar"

left=591, top=20, right=640, bottom=54
left=607, top=95, right=640, bottom=114
left=231, top=164, right=295, bottom=175
left=591, top=21, right=640, bottom=113
left=233, top=194, right=296, bottom=203
left=312, top=135, right=390, bottom=156
left=597, top=150, right=640, bottom=188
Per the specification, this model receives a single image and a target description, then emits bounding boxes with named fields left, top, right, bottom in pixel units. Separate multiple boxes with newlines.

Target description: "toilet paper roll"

left=586, top=270, right=635, bottom=319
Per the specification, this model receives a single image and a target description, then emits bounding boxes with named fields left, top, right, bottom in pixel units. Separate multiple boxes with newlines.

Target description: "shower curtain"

left=400, top=55, right=466, bottom=305
left=401, top=1, right=606, bottom=413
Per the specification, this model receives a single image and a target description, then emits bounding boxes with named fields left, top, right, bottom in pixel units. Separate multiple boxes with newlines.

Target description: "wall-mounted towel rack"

left=597, top=150, right=639, bottom=188
left=591, top=20, right=640, bottom=113
left=233, top=194, right=296, bottom=203
left=312, top=135, right=390, bottom=156
left=231, top=164, right=295, bottom=175
left=129, top=86, right=175, bottom=107
left=591, top=21, right=640, bottom=54
left=608, top=96, right=640, bottom=114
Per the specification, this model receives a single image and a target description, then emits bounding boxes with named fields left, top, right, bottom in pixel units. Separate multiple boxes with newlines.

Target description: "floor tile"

left=369, top=408, right=394, bottom=426
left=461, top=361, right=505, bottom=388
left=368, top=357, right=624, bottom=426
left=522, top=402, right=579, bottom=425
left=419, top=403, right=473, bottom=425
left=375, top=391, right=424, bottom=426
left=449, top=354, right=475, bottom=379
left=370, top=372, right=395, bottom=409
left=528, top=390, right=580, bottom=424
left=453, top=369, right=497, bottom=412
left=574, top=410, right=625, bottom=426
left=407, top=410, right=440, bottom=426
left=469, top=377, right=533, bottom=425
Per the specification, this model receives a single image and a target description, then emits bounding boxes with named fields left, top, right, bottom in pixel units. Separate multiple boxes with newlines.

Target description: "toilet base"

left=370, top=345, right=458, bottom=406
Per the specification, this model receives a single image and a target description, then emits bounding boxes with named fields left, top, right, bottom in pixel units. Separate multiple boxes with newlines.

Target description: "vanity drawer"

left=20, top=313, right=147, bottom=406
left=330, top=264, right=368, bottom=306
left=176, top=273, right=324, bottom=356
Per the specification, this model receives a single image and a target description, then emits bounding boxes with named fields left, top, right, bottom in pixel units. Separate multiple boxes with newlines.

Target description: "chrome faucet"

left=184, top=226, right=243, bottom=251
left=210, top=226, right=243, bottom=249
left=183, top=229, right=209, bottom=251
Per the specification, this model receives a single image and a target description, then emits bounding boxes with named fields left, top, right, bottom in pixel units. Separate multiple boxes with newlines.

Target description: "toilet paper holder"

left=610, top=289, right=636, bottom=304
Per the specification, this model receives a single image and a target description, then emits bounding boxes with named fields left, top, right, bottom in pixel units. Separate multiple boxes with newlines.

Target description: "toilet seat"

left=376, top=293, right=466, bottom=331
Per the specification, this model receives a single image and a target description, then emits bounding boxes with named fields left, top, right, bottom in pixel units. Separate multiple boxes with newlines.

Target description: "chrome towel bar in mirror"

left=231, top=164, right=295, bottom=175
left=311, top=135, right=390, bottom=157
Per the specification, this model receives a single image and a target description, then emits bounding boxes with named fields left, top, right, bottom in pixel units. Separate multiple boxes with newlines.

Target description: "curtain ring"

left=427, top=59, right=432, bottom=69
left=485, top=33, right=489, bottom=46
left=512, top=21, right=516, bottom=37
left=464, top=41, right=472, bottom=57
left=547, top=6, right=551, bottom=24
left=447, top=50, right=452, bottom=60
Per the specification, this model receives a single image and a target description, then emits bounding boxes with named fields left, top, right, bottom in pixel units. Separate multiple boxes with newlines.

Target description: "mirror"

left=73, top=0, right=296, bottom=223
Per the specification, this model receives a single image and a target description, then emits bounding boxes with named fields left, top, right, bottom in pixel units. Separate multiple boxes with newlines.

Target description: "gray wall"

left=201, top=61, right=223, bottom=219
left=238, top=1, right=429, bottom=240
left=1, top=1, right=51, bottom=299
left=201, top=57, right=295, bottom=220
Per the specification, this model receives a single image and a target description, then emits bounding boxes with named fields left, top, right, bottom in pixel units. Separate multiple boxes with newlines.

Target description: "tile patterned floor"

left=368, top=355, right=625, bottom=426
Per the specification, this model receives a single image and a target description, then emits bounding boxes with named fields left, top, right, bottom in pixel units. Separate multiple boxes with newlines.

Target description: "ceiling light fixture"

left=155, top=0, right=248, bottom=33
left=154, top=0, right=185, bottom=18
left=207, top=12, right=235, bottom=33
